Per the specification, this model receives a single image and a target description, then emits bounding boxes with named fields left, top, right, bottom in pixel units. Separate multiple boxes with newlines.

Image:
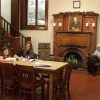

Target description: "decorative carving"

left=56, top=11, right=99, bottom=16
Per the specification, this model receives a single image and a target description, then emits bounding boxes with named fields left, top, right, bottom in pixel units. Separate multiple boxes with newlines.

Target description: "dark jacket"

left=16, top=49, right=37, bottom=59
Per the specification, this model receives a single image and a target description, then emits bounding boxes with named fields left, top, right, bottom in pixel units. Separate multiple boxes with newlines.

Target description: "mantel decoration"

left=73, top=0, right=81, bottom=9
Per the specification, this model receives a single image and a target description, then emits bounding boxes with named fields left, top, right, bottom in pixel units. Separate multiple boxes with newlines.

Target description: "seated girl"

left=0, top=46, right=15, bottom=62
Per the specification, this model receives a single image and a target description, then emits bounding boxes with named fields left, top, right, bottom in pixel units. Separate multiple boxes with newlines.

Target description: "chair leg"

left=19, top=87, right=21, bottom=100
left=0, top=82, right=3, bottom=99
left=46, top=83, right=49, bottom=98
left=61, top=87, right=66, bottom=100
left=41, top=84, right=45, bottom=99
left=55, top=86, right=58, bottom=96
left=32, top=88, right=35, bottom=100
left=12, top=86, right=14, bottom=100
left=67, top=84, right=70, bottom=100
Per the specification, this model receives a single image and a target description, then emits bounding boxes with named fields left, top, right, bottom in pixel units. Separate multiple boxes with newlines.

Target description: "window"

left=20, top=0, right=48, bottom=30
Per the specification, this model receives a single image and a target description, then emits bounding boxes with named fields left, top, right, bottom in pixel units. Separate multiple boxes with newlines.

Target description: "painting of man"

left=69, top=16, right=82, bottom=31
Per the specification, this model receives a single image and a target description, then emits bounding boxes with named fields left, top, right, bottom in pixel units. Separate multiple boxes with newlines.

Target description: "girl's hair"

left=2, top=46, right=9, bottom=52
left=1, top=46, right=10, bottom=58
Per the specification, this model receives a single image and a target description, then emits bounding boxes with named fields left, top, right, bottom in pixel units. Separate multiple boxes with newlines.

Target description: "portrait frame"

left=73, top=1, right=81, bottom=9
left=68, top=15, right=82, bottom=32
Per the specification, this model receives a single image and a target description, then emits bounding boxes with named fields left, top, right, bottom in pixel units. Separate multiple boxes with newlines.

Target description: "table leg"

left=49, top=73, right=53, bottom=100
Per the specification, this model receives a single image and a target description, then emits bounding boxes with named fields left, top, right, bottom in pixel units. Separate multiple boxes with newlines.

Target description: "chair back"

left=0, top=63, right=15, bottom=83
left=63, top=64, right=72, bottom=86
left=16, top=64, right=35, bottom=87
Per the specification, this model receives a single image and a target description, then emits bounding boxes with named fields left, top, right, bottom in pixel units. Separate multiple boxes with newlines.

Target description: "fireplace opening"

left=64, top=52, right=83, bottom=70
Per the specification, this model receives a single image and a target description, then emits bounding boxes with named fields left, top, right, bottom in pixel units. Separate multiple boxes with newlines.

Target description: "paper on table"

left=5, top=57, right=16, bottom=61
left=34, top=62, right=52, bottom=67
left=28, top=59, right=36, bottom=62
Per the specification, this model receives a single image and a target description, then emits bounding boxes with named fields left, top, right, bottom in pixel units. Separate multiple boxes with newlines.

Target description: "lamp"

left=58, top=22, right=62, bottom=26
left=53, top=22, right=56, bottom=26
left=92, top=23, right=95, bottom=27
left=85, top=23, right=88, bottom=26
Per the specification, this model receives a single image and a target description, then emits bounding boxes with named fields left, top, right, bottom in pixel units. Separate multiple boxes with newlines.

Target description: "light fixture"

left=85, top=23, right=88, bottom=26
left=58, top=22, right=62, bottom=26
left=53, top=22, right=56, bottom=26
left=92, top=23, right=95, bottom=27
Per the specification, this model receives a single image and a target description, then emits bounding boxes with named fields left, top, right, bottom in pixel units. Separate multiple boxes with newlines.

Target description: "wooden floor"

left=1, top=71, right=100, bottom=100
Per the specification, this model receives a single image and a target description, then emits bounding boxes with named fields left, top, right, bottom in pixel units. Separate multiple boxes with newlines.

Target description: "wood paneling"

left=57, top=33, right=91, bottom=47
left=11, top=0, right=19, bottom=30
left=53, top=12, right=98, bottom=66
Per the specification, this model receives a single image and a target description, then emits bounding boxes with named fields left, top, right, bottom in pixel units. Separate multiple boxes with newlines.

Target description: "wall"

left=1, top=0, right=100, bottom=54
left=1, top=0, right=11, bottom=22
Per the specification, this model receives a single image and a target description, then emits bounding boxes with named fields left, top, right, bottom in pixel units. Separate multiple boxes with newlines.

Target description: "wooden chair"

left=0, top=62, right=17, bottom=100
left=16, top=64, right=45, bottom=100
left=53, top=64, right=72, bottom=100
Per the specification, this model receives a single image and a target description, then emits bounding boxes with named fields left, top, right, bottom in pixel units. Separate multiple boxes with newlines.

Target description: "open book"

left=34, top=62, right=52, bottom=67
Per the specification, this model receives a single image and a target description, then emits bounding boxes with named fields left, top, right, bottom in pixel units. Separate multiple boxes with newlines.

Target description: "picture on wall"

left=73, top=1, right=81, bottom=9
left=68, top=15, right=82, bottom=32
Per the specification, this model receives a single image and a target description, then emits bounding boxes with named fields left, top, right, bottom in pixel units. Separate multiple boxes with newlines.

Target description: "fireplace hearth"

left=63, top=51, right=84, bottom=70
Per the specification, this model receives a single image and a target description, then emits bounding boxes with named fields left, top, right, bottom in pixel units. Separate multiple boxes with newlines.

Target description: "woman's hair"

left=25, top=41, right=32, bottom=48
left=25, top=41, right=34, bottom=54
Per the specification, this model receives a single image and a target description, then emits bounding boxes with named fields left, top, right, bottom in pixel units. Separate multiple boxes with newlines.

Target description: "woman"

left=15, top=41, right=42, bottom=78
left=93, top=44, right=100, bottom=58
left=87, top=44, right=100, bottom=76
left=15, top=41, right=37, bottom=59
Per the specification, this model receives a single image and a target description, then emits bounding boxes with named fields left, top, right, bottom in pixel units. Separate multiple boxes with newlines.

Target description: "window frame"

left=20, top=0, right=48, bottom=30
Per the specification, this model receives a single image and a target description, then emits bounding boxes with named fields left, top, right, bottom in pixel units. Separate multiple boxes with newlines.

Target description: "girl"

left=0, top=46, right=14, bottom=62
left=0, top=46, right=10, bottom=59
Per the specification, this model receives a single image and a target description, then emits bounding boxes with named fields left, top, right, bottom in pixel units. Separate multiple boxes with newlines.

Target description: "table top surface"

left=16, top=60, right=68, bottom=71
left=1, top=59, right=68, bottom=71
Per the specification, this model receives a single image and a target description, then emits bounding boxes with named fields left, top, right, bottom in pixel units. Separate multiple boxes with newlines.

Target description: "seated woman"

left=0, top=46, right=13, bottom=62
left=87, top=44, right=100, bottom=75
left=92, top=44, right=100, bottom=58
left=16, top=41, right=42, bottom=78
left=15, top=41, right=37, bottom=60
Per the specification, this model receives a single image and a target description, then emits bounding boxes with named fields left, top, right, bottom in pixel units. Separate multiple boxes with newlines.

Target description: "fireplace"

left=53, top=32, right=92, bottom=68
left=53, top=12, right=98, bottom=69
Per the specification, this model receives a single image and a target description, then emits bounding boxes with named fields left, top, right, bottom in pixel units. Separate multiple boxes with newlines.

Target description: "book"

left=34, top=62, right=51, bottom=67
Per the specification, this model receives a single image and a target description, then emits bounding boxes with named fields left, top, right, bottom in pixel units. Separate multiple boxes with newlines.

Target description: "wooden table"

left=6, top=60, right=68, bottom=100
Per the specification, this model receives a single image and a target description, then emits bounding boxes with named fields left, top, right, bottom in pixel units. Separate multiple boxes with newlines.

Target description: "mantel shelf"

left=56, top=31, right=92, bottom=35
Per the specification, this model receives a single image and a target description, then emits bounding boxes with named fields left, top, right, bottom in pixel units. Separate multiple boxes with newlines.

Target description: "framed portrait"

left=73, top=1, right=81, bottom=9
left=68, top=15, right=82, bottom=32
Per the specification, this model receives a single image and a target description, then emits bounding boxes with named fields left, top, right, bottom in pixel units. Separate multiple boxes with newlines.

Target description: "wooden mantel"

left=53, top=11, right=99, bottom=67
